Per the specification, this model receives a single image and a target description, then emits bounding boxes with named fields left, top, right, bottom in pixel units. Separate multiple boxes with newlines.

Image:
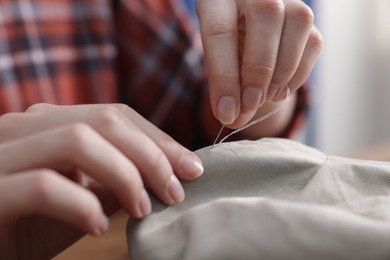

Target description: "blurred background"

left=305, top=0, right=390, bottom=157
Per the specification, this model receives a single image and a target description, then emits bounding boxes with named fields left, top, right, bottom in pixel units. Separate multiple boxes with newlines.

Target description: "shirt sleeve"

left=0, top=0, right=118, bottom=114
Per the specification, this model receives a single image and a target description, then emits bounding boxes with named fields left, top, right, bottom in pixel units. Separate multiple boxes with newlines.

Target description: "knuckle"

left=212, top=69, right=240, bottom=82
left=204, top=19, right=235, bottom=38
left=145, top=148, right=174, bottom=184
left=210, top=70, right=240, bottom=91
left=64, top=123, right=95, bottom=150
left=113, top=103, right=138, bottom=121
left=306, top=30, right=323, bottom=60
left=247, top=0, right=285, bottom=17
left=287, top=2, right=314, bottom=25
left=150, top=149, right=169, bottom=171
left=308, top=29, right=323, bottom=55
left=113, top=103, right=131, bottom=114
left=25, top=103, right=55, bottom=113
left=31, top=170, right=57, bottom=204
left=97, top=106, right=124, bottom=128
left=241, top=64, right=274, bottom=79
left=159, top=132, right=176, bottom=148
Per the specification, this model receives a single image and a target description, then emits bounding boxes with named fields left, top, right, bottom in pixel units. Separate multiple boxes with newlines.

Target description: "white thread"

left=211, top=123, right=225, bottom=148
left=212, top=87, right=291, bottom=149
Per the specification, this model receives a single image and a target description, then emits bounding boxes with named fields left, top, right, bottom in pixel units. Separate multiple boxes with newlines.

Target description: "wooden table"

left=54, top=210, right=130, bottom=260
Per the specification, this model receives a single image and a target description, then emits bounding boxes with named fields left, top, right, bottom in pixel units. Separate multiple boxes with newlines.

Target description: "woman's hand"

left=197, top=0, right=322, bottom=128
left=0, top=103, right=203, bottom=259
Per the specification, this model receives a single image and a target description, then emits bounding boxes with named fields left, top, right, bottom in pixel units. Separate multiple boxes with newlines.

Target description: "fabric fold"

left=127, top=138, right=390, bottom=260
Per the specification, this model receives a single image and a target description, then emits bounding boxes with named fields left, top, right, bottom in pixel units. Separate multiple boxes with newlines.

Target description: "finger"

left=0, top=124, right=151, bottom=218
left=20, top=105, right=196, bottom=204
left=13, top=103, right=204, bottom=180
left=0, top=170, right=108, bottom=236
left=20, top=104, right=204, bottom=181
left=241, top=0, right=286, bottom=114
left=4, top=108, right=189, bottom=211
left=268, top=0, right=314, bottom=100
left=88, top=107, right=186, bottom=206
left=198, top=0, right=240, bottom=125
left=273, top=25, right=323, bottom=101
left=112, top=105, right=204, bottom=180
left=283, top=26, right=323, bottom=95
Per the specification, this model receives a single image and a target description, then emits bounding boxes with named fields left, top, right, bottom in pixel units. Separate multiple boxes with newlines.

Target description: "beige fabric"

left=127, top=138, right=390, bottom=260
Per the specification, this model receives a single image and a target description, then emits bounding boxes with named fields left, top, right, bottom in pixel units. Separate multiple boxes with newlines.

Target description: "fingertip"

left=167, top=175, right=185, bottom=205
left=125, top=189, right=152, bottom=219
left=135, top=189, right=152, bottom=219
left=217, top=96, right=238, bottom=125
left=92, top=215, right=110, bottom=236
left=178, top=153, right=204, bottom=180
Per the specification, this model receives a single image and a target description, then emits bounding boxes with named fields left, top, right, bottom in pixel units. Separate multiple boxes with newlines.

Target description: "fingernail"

left=136, top=190, right=152, bottom=218
left=267, top=84, right=280, bottom=100
left=242, top=87, right=263, bottom=112
left=217, top=96, right=237, bottom=125
left=93, top=215, right=109, bottom=236
left=179, top=154, right=204, bottom=178
left=275, top=87, right=288, bottom=100
left=167, top=175, right=185, bottom=204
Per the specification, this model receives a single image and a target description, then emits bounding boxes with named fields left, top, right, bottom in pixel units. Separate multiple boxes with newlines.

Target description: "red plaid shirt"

left=0, top=0, right=307, bottom=149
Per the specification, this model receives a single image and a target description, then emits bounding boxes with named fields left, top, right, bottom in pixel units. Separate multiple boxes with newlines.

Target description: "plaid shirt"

left=0, top=0, right=307, bottom=149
